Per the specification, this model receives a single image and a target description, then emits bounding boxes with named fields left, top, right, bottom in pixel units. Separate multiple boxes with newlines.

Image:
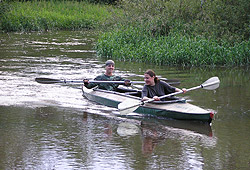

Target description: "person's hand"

left=153, top=96, right=160, bottom=101
left=182, top=88, right=187, bottom=94
left=124, top=79, right=131, bottom=86
left=142, top=97, right=150, bottom=101
left=83, top=79, right=89, bottom=86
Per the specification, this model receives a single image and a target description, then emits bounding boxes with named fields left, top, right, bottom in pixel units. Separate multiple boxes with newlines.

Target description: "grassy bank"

left=96, top=0, right=250, bottom=66
left=97, top=26, right=250, bottom=66
left=0, top=0, right=119, bottom=31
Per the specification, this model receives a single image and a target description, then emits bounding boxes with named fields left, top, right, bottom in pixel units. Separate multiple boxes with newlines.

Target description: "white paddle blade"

left=118, top=99, right=142, bottom=115
left=202, top=77, right=220, bottom=90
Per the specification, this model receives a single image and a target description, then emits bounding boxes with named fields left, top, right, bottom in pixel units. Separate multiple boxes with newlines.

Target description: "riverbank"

left=0, top=0, right=117, bottom=31
left=96, top=26, right=250, bottom=66
left=96, top=0, right=250, bottom=66
left=1, top=0, right=249, bottom=66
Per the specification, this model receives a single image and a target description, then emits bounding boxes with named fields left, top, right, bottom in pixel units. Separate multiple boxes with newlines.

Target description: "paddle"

left=35, top=77, right=180, bottom=85
left=35, top=77, right=146, bottom=84
left=118, top=77, right=220, bottom=114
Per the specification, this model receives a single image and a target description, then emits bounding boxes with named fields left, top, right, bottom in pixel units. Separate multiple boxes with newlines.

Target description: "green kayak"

left=82, top=86, right=214, bottom=123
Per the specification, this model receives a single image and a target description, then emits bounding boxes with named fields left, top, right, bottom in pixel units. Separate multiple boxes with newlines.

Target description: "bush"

left=113, top=0, right=250, bottom=43
left=96, top=0, right=250, bottom=66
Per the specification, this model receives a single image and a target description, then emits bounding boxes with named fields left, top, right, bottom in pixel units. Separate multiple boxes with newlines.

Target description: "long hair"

left=145, top=69, right=159, bottom=83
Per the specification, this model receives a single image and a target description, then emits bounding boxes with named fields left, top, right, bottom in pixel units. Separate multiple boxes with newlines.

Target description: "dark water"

left=0, top=31, right=250, bottom=170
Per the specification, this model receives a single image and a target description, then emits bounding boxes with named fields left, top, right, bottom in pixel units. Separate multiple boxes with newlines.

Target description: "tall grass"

left=97, top=26, right=250, bottom=66
left=0, top=0, right=117, bottom=31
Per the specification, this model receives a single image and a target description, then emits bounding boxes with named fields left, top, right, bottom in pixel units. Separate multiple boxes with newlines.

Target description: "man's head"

left=105, top=60, right=115, bottom=76
left=105, top=60, right=115, bottom=67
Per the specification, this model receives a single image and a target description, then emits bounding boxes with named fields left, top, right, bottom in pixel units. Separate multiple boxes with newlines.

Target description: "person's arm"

left=141, top=85, right=149, bottom=101
left=83, top=75, right=104, bottom=89
left=142, top=96, right=150, bottom=101
left=114, top=76, right=131, bottom=86
left=84, top=79, right=98, bottom=89
left=160, top=81, right=187, bottom=94
left=152, top=87, right=186, bottom=101
left=175, top=87, right=187, bottom=93
left=152, top=81, right=186, bottom=101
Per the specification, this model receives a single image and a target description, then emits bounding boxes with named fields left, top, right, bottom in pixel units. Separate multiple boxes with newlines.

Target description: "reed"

left=96, top=26, right=250, bottom=66
left=0, top=0, right=115, bottom=31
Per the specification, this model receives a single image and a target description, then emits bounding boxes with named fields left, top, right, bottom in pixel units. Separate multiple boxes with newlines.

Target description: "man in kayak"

left=84, top=60, right=131, bottom=91
left=142, top=69, right=186, bottom=101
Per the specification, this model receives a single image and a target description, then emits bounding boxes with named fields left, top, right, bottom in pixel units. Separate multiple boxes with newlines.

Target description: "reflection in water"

left=141, top=123, right=161, bottom=155
left=138, top=118, right=216, bottom=156
left=82, top=105, right=216, bottom=158
left=117, top=122, right=140, bottom=137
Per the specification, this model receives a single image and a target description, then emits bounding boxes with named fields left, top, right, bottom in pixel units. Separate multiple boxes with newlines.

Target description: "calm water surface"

left=0, top=31, right=250, bottom=170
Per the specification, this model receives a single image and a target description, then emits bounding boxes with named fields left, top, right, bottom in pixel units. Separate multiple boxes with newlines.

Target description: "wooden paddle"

left=35, top=77, right=180, bottom=85
left=118, top=77, right=220, bottom=115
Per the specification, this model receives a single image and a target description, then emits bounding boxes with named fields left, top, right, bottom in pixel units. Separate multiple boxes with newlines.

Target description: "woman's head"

left=144, top=69, right=159, bottom=85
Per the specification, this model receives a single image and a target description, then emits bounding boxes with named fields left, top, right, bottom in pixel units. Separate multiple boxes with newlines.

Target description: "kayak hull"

left=82, top=86, right=214, bottom=123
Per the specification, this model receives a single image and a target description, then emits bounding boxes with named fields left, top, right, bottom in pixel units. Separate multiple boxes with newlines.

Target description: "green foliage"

left=113, top=0, right=250, bottom=43
left=97, top=26, right=250, bottom=66
left=86, top=0, right=118, bottom=5
left=96, top=0, right=250, bottom=66
left=0, top=1, right=11, bottom=30
left=0, top=0, right=115, bottom=32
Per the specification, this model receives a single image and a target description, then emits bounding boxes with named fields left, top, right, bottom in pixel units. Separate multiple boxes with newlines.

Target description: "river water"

left=0, top=31, right=250, bottom=170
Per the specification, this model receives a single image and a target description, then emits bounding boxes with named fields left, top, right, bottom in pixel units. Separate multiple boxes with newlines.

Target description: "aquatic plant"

left=96, top=26, right=250, bottom=66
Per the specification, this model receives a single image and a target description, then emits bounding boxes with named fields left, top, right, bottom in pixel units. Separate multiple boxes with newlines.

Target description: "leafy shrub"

left=113, top=0, right=250, bottom=43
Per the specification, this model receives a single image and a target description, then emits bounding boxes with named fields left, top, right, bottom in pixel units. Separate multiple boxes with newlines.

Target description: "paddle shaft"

left=35, top=79, right=144, bottom=84
left=35, top=77, right=179, bottom=85
left=74, top=80, right=179, bottom=85
left=143, top=80, right=218, bottom=104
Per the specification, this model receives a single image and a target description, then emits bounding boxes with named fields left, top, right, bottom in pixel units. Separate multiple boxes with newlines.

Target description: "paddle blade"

left=35, top=78, right=62, bottom=84
left=118, top=99, right=142, bottom=115
left=202, top=77, right=220, bottom=90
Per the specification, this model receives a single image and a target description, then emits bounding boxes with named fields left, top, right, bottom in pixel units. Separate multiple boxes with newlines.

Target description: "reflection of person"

left=141, top=122, right=160, bottom=155
left=84, top=60, right=130, bottom=91
left=142, top=69, right=186, bottom=101
left=142, top=136, right=157, bottom=155
left=104, top=124, right=113, bottom=138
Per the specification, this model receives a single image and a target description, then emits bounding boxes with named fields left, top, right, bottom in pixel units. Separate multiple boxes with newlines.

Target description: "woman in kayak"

left=84, top=60, right=130, bottom=91
left=142, top=69, right=186, bottom=101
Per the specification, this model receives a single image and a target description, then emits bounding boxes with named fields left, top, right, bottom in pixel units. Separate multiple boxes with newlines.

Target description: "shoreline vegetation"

left=0, top=0, right=249, bottom=66
left=0, top=0, right=116, bottom=31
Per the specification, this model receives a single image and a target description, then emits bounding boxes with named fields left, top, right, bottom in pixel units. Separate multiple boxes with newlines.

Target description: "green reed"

left=0, top=0, right=115, bottom=31
left=96, top=26, right=250, bottom=66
